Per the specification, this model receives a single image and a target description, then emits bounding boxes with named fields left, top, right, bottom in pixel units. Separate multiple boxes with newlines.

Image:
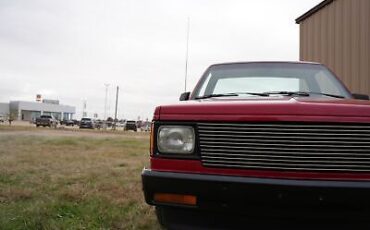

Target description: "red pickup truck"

left=142, top=62, right=370, bottom=228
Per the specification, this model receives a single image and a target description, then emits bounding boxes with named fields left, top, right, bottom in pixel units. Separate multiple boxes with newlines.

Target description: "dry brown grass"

left=0, top=127, right=160, bottom=229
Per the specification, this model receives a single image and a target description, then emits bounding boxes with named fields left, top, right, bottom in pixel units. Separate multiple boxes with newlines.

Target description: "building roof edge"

left=295, top=0, right=334, bottom=24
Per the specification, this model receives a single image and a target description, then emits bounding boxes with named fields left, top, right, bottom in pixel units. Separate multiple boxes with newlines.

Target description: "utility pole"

left=184, top=17, right=190, bottom=92
left=82, top=100, right=87, bottom=118
left=113, top=86, right=119, bottom=130
left=104, top=83, right=109, bottom=120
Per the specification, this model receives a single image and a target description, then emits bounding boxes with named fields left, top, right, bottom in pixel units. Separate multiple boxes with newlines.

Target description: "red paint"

left=150, top=97, right=370, bottom=181
left=153, top=106, right=161, bottom=120
left=158, top=97, right=370, bottom=122
left=151, top=158, right=370, bottom=181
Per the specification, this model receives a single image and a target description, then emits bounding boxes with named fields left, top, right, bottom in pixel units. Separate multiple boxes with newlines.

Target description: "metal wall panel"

left=299, top=0, right=370, bottom=96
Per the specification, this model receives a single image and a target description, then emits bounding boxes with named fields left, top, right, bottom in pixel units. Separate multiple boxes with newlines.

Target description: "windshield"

left=193, top=63, right=351, bottom=99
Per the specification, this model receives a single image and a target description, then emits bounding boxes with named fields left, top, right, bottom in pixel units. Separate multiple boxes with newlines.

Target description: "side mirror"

left=179, top=92, right=190, bottom=101
left=352, top=93, right=369, bottom=100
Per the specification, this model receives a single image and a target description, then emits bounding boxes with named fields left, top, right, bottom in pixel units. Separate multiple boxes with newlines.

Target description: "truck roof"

left=209, top=61, right=321, bottom=68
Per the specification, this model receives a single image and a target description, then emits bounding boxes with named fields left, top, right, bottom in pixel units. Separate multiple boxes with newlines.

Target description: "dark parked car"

left=72, top=119, right=80, bottom=126
left=124, top=120, right=137, bottom=131
left=94, top=119, right=103, bottom=129
left=142, top=61, right=370, bottom=228
left=61, top=119, right=75, bottom=126
left=79, top=118, right=95, bottom=129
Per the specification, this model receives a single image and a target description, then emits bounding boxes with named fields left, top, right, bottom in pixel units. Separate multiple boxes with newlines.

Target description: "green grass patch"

left=0, top=130, right=159, bottom=229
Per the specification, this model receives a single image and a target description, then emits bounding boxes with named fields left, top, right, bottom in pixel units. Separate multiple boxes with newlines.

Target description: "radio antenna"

left=184, top=17, right=190, bottom=92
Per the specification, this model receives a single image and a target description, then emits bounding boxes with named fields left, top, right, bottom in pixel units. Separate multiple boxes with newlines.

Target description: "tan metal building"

left=296, top=0, right=370, bottom=95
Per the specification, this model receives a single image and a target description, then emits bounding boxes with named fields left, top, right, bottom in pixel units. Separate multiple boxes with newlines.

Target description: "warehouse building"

left=0, top=103, right=9, bottom=118
left=296, top=0, right=370, bottom=96
left=0, top=100, right=75, bottom=121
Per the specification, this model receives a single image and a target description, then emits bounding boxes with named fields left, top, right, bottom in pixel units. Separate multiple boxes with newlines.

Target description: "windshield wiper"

left=263, top=91, right=345, bottom=98
left=263, top=91, right=310, bottom=97
left=195, top=93, right=238, bottom=99
left=195, top=92, right=269, bottom=99
left=306, top=92, right=345, bottom=98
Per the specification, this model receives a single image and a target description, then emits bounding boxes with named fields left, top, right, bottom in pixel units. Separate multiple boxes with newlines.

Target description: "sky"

left=0, top=0, right=321, bottom=120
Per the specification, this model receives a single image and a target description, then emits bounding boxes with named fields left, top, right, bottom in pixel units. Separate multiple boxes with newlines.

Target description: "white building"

left=0, top=103, right=9, bottom=118
left=0, top=100, right=75, bottom=121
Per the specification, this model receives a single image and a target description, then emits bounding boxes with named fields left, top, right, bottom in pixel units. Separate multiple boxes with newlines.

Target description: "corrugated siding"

left=299, top=0, right=370, bottom=95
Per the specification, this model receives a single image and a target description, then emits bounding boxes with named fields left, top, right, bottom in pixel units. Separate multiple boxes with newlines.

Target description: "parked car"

left=72, top=119, right=80, bottom=126
left=106, top=117, right=114, bottom=127
left=0, top=116, right=4, bottom=123
left=124, top=120, right=137, bottom=131
left=35, top=115, right=57, bottom=128
left=142, top=61, right=370, bottom=228
left=141, top=121, right=151, bottom=132
left=60, top=119, right=75, bottom=126
left=79, top=118, right=95, bottom=129
left=94, top=119, right=103, bottom=129
left=116, top=121, right=125, bottom=128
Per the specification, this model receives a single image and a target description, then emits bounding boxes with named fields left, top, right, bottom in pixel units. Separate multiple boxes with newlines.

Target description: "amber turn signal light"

left=154, top=193, right=197, bottom=206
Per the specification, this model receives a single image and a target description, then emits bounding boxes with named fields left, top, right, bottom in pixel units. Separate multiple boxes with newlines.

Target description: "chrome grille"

left=197, top=122, right=370, bottom=172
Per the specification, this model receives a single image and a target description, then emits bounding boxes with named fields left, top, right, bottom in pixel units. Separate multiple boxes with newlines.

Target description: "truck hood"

left=157, top=97, right=370, bottom=122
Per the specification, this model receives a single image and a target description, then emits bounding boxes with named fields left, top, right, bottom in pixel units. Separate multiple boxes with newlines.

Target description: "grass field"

left=0, top=126, right=160, bottom=229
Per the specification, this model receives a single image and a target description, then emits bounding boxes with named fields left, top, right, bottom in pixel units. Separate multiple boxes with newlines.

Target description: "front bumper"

left=125, top=125, right=137, bottom=130
left=79, top=124, right=94, bottom=128
left=142, top=169, right=370, bottom=218
left=36, top=121, right=50, bottom=125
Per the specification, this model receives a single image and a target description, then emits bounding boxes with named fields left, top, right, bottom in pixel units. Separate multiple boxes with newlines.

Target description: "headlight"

left=157, top=126, right=195, bottom=154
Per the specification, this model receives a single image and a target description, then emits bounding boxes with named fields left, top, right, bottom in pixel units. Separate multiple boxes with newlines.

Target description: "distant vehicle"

left=141, top=121, right=151, bottom=132
left=116, top=121, right=125, bottom=128
left=36, top=115, right=57, bottom=128
left=61, top=119, right=75, bottom=126
left=124, top=120, right=137, bottom=132
left=0, top=116, right=4, bottom=123
left=79, top=118, right=95, bottom=129
left=106, top=117, right=114, bottom=127
left=95, top=119, right=103, bottom=129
